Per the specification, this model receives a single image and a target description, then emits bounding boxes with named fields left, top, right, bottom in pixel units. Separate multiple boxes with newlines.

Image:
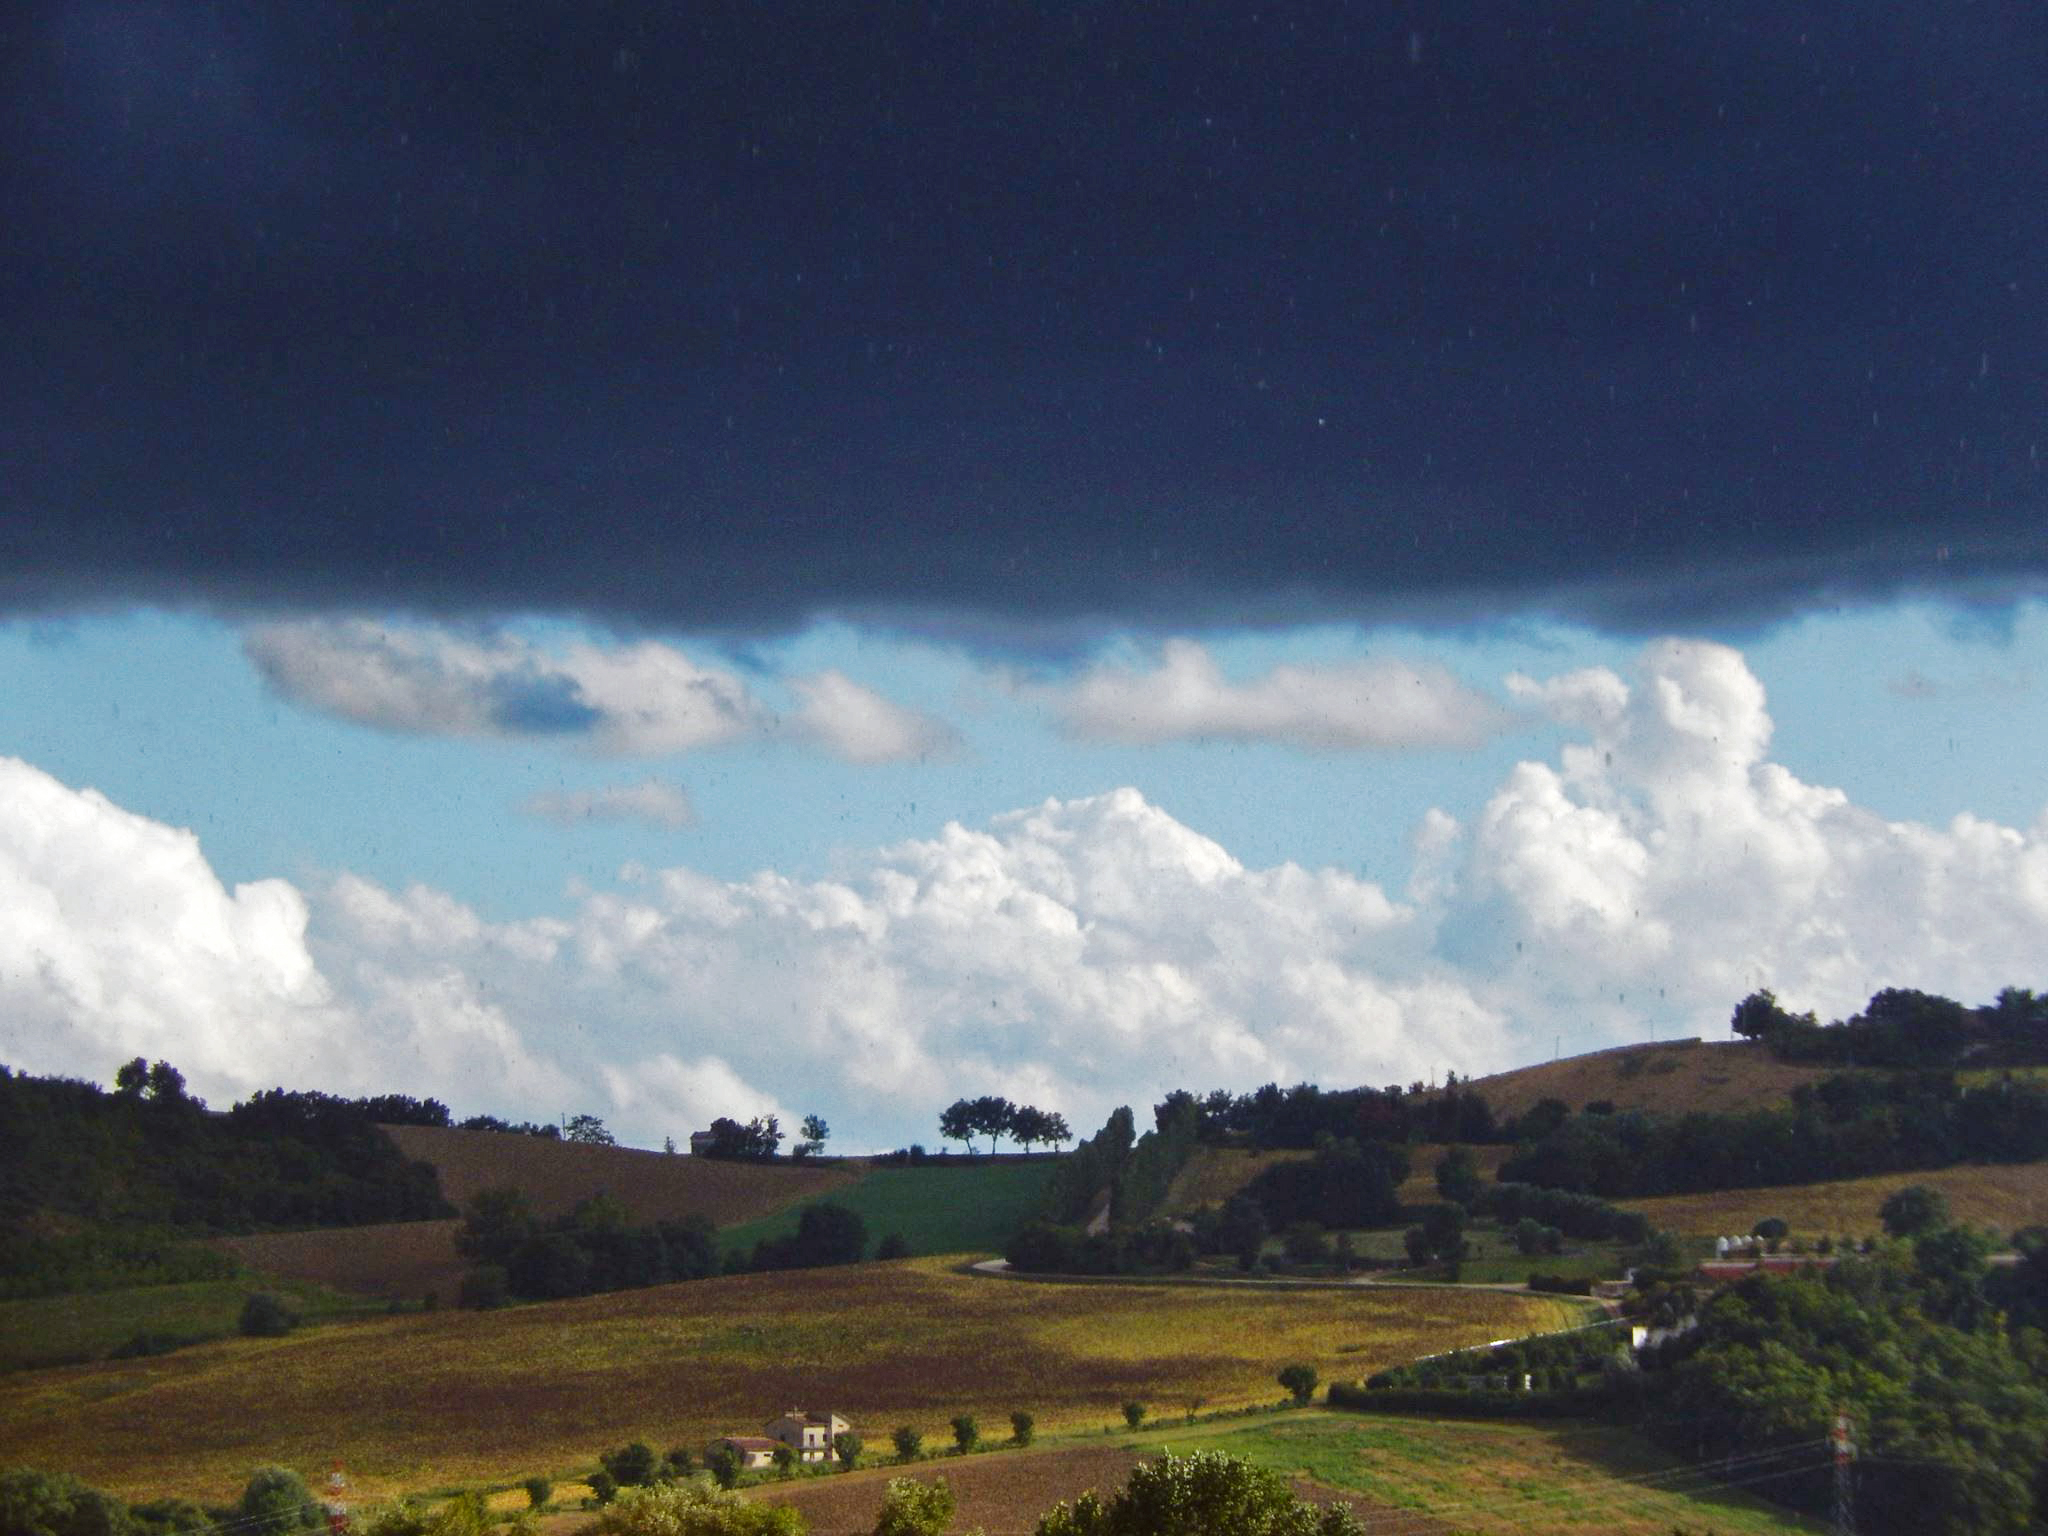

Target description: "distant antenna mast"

left=325, top=1463, right=349, bottom=1535
left=1831, top=1410, right=1856, bottom=1536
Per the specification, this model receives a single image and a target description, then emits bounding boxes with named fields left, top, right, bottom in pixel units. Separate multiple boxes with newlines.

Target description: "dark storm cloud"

left=3, top=2, right=2044, bottom=642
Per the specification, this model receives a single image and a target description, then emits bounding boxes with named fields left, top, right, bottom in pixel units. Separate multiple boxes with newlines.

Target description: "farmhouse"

left=708, top=1436, right=779, bottom=1471
left=766, top=1409, right=850, bottom=1463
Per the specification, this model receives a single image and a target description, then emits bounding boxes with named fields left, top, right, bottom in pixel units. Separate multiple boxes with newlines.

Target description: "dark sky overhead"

left=5, top=1, right=2045, bottom=639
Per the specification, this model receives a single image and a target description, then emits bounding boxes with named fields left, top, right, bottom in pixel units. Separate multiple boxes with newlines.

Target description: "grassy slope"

left=0, top=1277, right=392, bottom=1374
left=714, top=1159, right=1060, bottom=1260
left=1190, top=1411, right=1823, bottom=1535
left=0, top=1256, right=1584, bottom=1504
left=751, top=1410, right=1821, bottom=1536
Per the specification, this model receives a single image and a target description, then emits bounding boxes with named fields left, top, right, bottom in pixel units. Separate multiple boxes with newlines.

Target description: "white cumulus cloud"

left=1052, top=638, right=1509, bottom=750
left=1464, top=638, right=2048, bottom=1037
left=786, top=670, right=959, bottom=763
left=8, top=635, right=2046, bottom=1151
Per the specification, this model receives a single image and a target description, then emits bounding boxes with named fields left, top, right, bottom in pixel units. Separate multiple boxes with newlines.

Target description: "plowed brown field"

left=216, top=1219, right=469, bottom=1303
left=0, top=1256, right=1583, bottom=1506
left=381, top=1124, right=855, bottom=1223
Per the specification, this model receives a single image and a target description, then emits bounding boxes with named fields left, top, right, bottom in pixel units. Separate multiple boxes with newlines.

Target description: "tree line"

left=936, top=1096, right=1072, bottom=1155
left=1497, top=1068, right=2048, bottom=1199
left=1732, top=983, right=2048, bottom=1069
left=0, top=1064, right=452, bottom=1299
left=453, top=1188, right=888, bottom=1306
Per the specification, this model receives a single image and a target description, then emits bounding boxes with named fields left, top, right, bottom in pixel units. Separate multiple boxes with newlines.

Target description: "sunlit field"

left=1628, top=1161, right=2048, bottom=1240
left=747, top=1410, right=1824, bottom=1535
left=0, top=1257, right=1584, bottom=1506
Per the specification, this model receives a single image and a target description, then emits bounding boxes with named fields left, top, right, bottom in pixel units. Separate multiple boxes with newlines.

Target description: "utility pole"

left=1831, top=1410, right=1856, bottom=1536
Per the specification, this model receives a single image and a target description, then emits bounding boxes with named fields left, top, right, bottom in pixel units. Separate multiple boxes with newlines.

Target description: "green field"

left=717, top=1158, right=1059, bottom=1260
left=0, top=1276, right=394, bottom=1373
left=1130, top=1411, right=1825, bottom=1535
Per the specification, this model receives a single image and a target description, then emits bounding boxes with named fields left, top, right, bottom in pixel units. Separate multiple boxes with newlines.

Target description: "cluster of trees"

left=1152, top=1079, right=1500, bottom=1150
left=695, top=1115, right=785, bottom=1160
left=1004, top=1216, right=1195, bottom=1276
left=937, top=1097, right=1071, bottom=1155
left=1359, top=1320, right=1627, bottom=1395
left=1481, top=1183, right=1651, bottom=1244
left=0, top=1463, right=330, bottom=1536
left=742, top=1202, right=869, bottom=1272
left=1497, top=1069, right=2048, bottom=1200
left=455, top=1189, right=720, bottom=1304
left=454, top=1189, right=881, bottom=1305
left=1642, top=1235, right=2048, bottom=1535
left=1010, top=1100, right=1211, bottom=1275
left=1034, top=1450, right=1363, bottom=1536
left=1242, top=1136, right=1408, bottom=1231
left=1733, top=984, right=2048, bottom=1069
left=0, top=1065, right=452, bottom=1298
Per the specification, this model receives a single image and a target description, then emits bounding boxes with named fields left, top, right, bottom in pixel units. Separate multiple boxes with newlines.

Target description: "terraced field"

left=0, top=1257, right=1585, bottom=1506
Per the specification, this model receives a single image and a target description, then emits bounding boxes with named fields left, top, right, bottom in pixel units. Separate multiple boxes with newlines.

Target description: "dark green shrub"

left=238, top=1293, right=296, bottom=1338
left=891, top=1425, right=922, bottom=1461
left=599, top=1443, right=659, bottom=1488
left=236, top=1468, right=319, bottom=1535
left=457, top=1266, right=509, bottom=1311
left=1121, top=1401, right=1146, bottom=1429
left=520, top=1479, right=550, bottom=1510
left=1009, top=1411, right=1034, bottom=1446
left=1277, top=1364, right=1318, bottom=1405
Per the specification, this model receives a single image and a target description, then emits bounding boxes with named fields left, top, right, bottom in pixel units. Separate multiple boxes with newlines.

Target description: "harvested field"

left=215, top=1219, right=468, bottom=1304
left=380, top=1124, right=854, bottom=1225
left=1628, top=1160, right=2048, bottom=1239
left=1452, top=1039, right=1841, bottom=1121
left=0, top=1257, right=1584, bottom=1506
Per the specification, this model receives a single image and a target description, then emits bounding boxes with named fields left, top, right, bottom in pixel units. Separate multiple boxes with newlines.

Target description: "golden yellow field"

left=0, top=1258, right=1585, bottom=1507
left=1629, top=1161, right=2048, bottom=1239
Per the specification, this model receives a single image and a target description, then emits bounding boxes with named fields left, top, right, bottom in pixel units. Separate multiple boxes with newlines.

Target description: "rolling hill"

left=215, top=1128, right=859, bottom=1303
left=1450, top=1038, right=1844, bottom=1120
left=0, top=1256, right=1586, bottom=1503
